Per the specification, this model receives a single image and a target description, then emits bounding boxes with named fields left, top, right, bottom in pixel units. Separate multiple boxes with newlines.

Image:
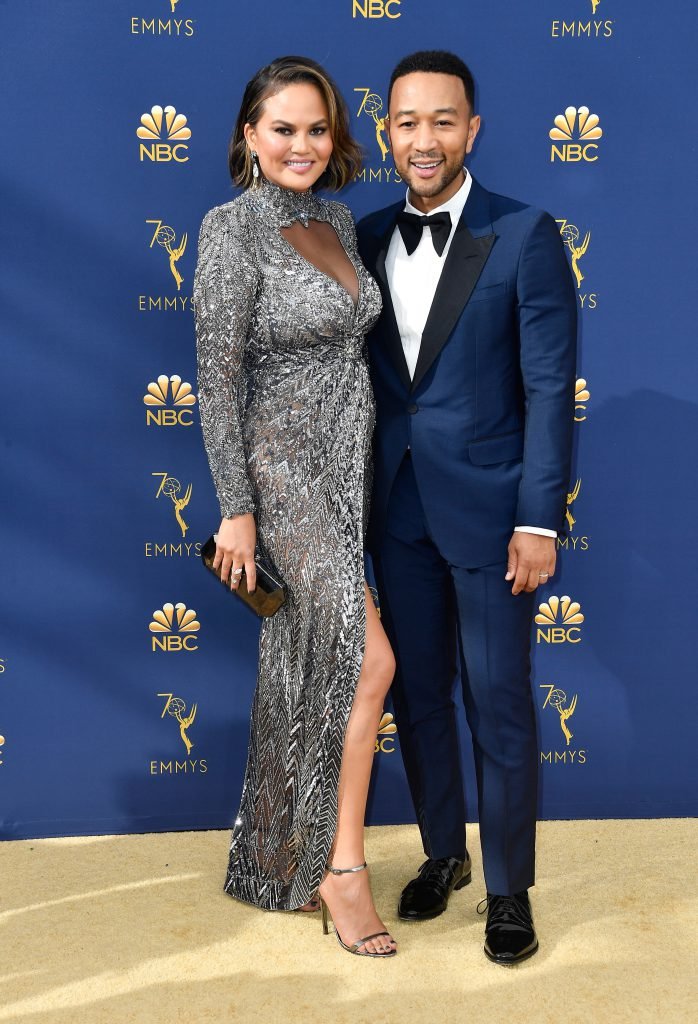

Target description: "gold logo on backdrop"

left=146, top=220, right=187, bottom=290
left=352, top=0, right=402, bottom=18
left=557, top=220, right=589, bottom=289
left=375, top=712, right=397, bottom=754
left=550, top=3, right=613, bottom=39
left=539, top=685, right=586, bottom=764
left=550, top=107, right=602, bottom=162
left=575, top=377, right=590, bottom=422
left=153, top=473, right=192, bottom=536
left=353, top=89, right=401, bottom=184
left=540, top=685, right=577, bottom=746
left=557, top=219, right=597, bottom=309
left=150, top=602, right=200, bottom=652
left=558, top=478, right=589, bottom=552
left=144, top=374, right=197, bottom=426
left=355, top=89, right=389, bottom=162
left=169, top=0, right=180, bottom=11
left=535, top=596, right=584, bottom=644
left=565, top=478, right=581, bottom=532
left=137, top=105, right=191, bottom=162
left=158, top=692, right=196, bottom=753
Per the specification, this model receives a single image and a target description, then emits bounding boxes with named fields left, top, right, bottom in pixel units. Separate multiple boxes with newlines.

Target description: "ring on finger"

left=538, top=572, right=549, bottom=578
left=231, top=567, right=243, bottom=576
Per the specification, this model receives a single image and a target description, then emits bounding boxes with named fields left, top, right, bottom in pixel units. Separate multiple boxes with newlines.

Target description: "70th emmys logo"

left=539, top=684, right=586, bottom=765
left=353, top=89, right=401, bottom=184
left=137, top=105, right=191, bottom=162
left=150, top=603, right=200, bottom=651
left=149, top=692, right=208, bottom=775
left=550, top=107, right=602, bottom=162
left=535, top=596, right=584, bottom=644
left=144, top=375, right=197, bottom=426
left=557, top=219, right=597, bottom=310
left=352, top=0, right=401, bottom=17
left=146, top=220, right=187, bottom=291
left=153, top=472, right=192, bottom=536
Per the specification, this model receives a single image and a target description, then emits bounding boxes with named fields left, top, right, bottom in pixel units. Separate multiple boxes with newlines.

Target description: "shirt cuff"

left=514, top=526, right=557, bottom=539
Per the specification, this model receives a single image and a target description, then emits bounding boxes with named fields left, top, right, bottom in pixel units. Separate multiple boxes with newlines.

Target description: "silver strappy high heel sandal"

left=319, top=862, right=397, bottom=958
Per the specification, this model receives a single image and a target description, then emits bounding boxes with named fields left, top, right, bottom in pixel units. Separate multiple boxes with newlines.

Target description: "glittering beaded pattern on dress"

left=193, top=180, right=382, bottom=910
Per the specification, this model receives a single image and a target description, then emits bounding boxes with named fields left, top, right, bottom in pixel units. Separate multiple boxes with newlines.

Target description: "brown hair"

left=228, top=56, right=363, bottom=192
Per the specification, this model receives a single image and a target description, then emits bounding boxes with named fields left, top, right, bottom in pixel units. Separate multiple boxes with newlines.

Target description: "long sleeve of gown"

left=194, top=204, right=259, bottom=519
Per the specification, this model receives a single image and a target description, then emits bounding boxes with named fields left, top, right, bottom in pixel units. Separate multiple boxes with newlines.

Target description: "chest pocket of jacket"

left=468, top=280, right=508, bottom=304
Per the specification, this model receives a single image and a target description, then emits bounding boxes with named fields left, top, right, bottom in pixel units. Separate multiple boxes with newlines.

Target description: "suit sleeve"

left=515, top=211, right=577, bottom=534
left=193, top=205, right=258, bottom=519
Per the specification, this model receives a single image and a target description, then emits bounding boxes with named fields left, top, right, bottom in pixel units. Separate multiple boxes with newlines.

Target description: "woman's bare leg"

left=318, top=583, right=397, bottom=954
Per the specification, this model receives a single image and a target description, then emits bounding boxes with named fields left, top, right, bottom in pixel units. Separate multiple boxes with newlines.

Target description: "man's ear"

left=465, top=115, right=481, bottom=155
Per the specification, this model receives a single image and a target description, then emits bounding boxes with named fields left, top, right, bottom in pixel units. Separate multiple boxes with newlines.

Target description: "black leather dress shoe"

left=398, top=854, right=472, bottom=921
left=479, top=890, right=538, bottom=965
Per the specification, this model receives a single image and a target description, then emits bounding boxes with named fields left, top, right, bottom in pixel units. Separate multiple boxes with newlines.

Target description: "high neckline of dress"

left=251, top=178, right=325, bottom=228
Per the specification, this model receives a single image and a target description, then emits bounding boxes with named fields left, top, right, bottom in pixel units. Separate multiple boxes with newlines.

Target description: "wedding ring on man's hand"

left=538, top=572, right=549, bottom=578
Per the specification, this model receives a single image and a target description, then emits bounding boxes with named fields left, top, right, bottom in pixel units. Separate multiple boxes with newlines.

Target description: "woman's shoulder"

left=322, top=196, right=355, bottom=224
left=199, top=191, right=257, bottom=235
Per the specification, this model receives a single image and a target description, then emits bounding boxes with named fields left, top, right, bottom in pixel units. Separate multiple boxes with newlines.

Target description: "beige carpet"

left=1, top=820, right=696, bottom=1024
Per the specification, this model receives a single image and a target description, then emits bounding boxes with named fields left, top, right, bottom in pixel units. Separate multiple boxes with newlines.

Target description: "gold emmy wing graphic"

left=143, top=374, right=197, bottom=409
left=549, top=106, right=603, bottom=143
left=355, top=89, right=390, bottom=161
left=557, top=220, right=590, bottom=289
left=169, top=0, right=180, bottom=13
left=540, top=685, right=578, bottom=747
left=575, top=377, right=590, bottom=422
left=158, top=692, right=196, bottom=755
left=566, top=478, right=582, bottom=531
left=591, top=0, right=602, bottom=13
left=153, top=472, right=192, bottom=537
left=146, top=220, right=187, bottom=291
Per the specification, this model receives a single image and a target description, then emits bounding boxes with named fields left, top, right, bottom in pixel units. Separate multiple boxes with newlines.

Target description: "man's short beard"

left=401, top=156, right=465, bottom=199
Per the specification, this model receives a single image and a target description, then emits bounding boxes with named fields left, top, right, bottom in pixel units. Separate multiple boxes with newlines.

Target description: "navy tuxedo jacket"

left=357, top=177, right=578, bottom=568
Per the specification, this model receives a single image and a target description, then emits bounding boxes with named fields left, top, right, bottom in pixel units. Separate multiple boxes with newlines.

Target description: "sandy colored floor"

left=1, top=819, right=697, bottom=1024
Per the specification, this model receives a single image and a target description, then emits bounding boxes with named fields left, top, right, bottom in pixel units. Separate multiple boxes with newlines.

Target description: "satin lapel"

left=410, top=183, right=496, bottom=393
left=367, top=205, right=412, bottom=393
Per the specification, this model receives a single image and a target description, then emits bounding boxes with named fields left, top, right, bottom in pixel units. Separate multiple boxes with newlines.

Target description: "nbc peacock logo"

left=137, top=105, right=191, bottom=163
left=150, top=602, right=200, bottom=652
left=375, top=712, right=397, bottom=754
left=550, top=106, right=602, bottom=163
left=575, top=377, right=591, bottom=422
left=535, top=596, right=584, bottom=645
left=144, top=375, right=197, bottom=426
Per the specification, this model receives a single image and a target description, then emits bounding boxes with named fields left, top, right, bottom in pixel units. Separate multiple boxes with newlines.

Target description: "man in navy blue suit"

left=357, top=51, right=577, bottom=965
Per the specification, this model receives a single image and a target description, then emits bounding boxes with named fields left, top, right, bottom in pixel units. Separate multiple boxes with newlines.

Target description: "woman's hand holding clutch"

left=214, top=513, right=257, bottom=593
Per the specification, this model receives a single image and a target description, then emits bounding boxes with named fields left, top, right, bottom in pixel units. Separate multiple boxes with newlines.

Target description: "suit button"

left=407, top=403, right=419, bottom=415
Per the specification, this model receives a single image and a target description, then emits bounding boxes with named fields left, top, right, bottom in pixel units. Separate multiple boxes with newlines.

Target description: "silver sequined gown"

left=193, top=180, right=382, bottom=911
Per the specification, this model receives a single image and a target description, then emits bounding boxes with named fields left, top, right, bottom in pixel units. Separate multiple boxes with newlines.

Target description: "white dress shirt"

left=385, top=170, right=556, bottom=540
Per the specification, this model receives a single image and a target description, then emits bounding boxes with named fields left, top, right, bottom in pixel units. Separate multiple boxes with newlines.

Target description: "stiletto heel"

left=319, top=862, right=397, bottom=958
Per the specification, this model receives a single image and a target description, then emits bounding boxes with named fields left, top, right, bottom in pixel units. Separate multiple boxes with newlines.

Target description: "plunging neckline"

left=279, top=223, right=361, bottom=313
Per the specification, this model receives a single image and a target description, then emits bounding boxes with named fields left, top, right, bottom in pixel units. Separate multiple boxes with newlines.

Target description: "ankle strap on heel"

left=326, top=861, right=367, bottom=875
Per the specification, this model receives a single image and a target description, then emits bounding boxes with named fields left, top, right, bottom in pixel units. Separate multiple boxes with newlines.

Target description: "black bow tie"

left=396, top=210, right=452, bottom=257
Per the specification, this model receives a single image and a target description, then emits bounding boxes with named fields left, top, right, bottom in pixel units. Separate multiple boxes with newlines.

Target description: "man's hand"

left=505, top=533, right=556, bottom=595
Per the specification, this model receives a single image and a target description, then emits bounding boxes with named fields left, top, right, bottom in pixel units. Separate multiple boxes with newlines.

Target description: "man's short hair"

left=388, top=50, right=476, bottom=112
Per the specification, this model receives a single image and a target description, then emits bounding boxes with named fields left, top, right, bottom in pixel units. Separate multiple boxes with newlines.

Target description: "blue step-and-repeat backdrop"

left=2, top=2, right=697, bottom=839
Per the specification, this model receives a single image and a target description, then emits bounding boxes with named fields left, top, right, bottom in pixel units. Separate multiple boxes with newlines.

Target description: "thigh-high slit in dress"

left=193, top=179, right=382, bottom=910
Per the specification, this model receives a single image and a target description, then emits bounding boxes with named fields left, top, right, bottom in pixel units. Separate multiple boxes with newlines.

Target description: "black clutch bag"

left=200, top=535, right=287, bottom=618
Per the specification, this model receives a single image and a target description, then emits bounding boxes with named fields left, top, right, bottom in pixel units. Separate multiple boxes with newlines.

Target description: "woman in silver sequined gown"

left=194, top=58, right=397, bottom=955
